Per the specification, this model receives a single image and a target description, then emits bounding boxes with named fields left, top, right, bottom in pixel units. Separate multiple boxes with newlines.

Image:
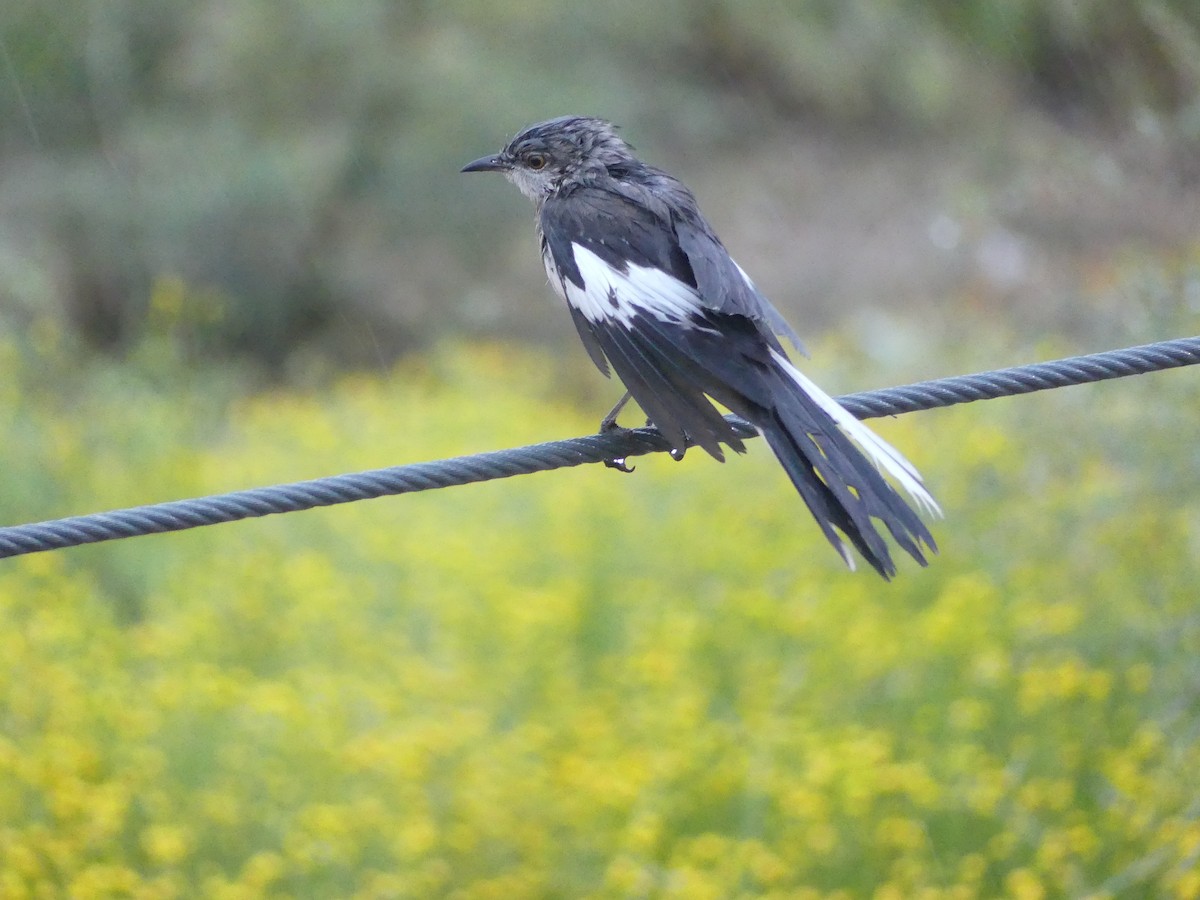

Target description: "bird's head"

left=461, top=116, right=632, bottom=203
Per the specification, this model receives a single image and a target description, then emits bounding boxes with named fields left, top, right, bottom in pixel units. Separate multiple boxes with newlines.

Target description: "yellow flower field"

left=1, top=333, right=1199, bottom=898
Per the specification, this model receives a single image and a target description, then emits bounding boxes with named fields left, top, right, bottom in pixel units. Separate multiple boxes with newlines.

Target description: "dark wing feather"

left=672, top=211, right=804, bottom=353
left=543, top=180, right=802, bottom=352
left=584, top=319, right=737, bottom=459
left=540, top=189, right=694, bottom=289
left=602, top=166, right=805, bottom=353
left=564, top=302, right=610, bottom=376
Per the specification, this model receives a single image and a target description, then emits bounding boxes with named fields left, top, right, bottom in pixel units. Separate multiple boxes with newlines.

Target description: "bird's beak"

left=461, top=154, right=508, bottom=174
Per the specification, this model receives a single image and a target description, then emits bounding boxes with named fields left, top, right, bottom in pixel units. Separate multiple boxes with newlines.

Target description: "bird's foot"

left=599, top=415, right=624, bottom=434
left=604, top=457, right=636, bottom=474
left=669, top=447, right=686, bottom=462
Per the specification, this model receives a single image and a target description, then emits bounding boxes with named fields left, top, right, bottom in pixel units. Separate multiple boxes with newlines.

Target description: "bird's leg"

left=599, top=391, right=633, bottom=432
left=599, top=391, right=638, bottom=473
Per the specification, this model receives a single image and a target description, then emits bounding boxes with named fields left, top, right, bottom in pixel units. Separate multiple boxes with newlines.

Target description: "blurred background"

left=3, top=2, right=1200, bottom=897
left=1, top=0, right=1197, bottom=373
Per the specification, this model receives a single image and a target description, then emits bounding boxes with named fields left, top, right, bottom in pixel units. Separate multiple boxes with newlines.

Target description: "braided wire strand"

left=2, top=335, right=1198, bottom=559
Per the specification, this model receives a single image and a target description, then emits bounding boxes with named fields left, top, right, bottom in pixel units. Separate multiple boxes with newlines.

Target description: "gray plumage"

left=463, top=115, right=939, bottom=577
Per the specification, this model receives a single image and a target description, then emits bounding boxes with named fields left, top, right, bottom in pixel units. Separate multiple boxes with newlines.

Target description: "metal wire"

left=2, top=335, right=1199, bottom=559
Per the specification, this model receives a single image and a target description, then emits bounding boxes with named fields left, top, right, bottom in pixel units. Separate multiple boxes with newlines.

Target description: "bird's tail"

left=759, top=349, right=940, bottom=579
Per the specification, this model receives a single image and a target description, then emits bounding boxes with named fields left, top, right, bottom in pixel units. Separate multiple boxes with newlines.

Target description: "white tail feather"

left=771, top=350, right=943, bottom=518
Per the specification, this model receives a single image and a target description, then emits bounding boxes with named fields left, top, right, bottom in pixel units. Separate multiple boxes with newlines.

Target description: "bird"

left=462, top=115, right=939, bottom=578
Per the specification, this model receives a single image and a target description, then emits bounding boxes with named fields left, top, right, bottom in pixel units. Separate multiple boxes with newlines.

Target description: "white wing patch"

left=771, top=349, right=942, bottom=518
left=559, top=244, right=704, bottom=327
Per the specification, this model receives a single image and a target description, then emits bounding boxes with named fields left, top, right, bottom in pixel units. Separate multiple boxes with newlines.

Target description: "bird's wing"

left=599, top=173, right=803, bottom=348
left=540, top=187, right=695, bottom=291
left=540, top=189, right=751, bottom=459
left=668, top=201, right=806, bottom=355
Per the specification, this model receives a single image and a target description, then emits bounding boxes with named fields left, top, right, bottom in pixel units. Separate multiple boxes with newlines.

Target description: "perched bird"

left=462, top=115, right=939, bottom=577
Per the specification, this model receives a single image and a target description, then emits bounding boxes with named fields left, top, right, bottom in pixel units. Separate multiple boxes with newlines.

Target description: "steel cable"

left=2, top=335, right=1198, bottom=559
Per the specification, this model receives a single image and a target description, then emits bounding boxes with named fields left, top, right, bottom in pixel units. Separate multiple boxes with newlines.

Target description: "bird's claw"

left=670, top=447, right=686, bottom=461
left=604, top=457, right=636, bottom=474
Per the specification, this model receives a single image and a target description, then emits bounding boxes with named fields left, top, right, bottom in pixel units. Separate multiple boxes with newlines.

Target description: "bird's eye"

left=526, top=153, right=548, bottom=170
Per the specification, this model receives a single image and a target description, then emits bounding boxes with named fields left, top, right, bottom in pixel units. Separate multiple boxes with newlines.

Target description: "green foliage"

left=2, top=326, right=1200, bottom=897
